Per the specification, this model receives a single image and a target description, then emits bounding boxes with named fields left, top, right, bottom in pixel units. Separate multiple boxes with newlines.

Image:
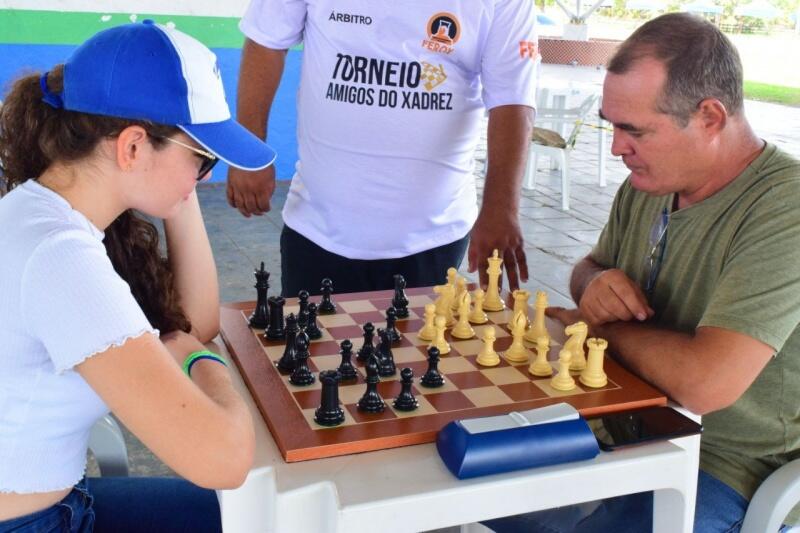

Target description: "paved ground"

left=92, top=66, right=800, bottom=521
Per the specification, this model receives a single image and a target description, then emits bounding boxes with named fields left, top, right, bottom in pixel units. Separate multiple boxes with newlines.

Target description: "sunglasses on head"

left=151, top=135, right=219, bottom=181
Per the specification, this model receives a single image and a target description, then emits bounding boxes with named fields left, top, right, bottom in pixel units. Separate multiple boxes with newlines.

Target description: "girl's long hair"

left=0, top=66, right=191, bottom=334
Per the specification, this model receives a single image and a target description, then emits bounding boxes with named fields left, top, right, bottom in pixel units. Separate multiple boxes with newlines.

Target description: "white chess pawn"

left=504, top=311, right=529, bottom=363
left=468, top=288, right=489, bottom=324
left=550, top=348, right=576, bottom=391
left=429, top=315, right=450, bottom=355
left=446, top=267, right=458, bottom=288
left=451, top=292, right=476, bottom=339
left=512, top=289, right=531, bottom=327
left=483, top=249, right=505, bottom=311
left=564, top=321, right=588, bottom=371
left=452, top=276, right=467, bottom=313
left=476, top=326, right=500, bottom=367
left=417, top=303, right=437, bottom=342
left=580, top=338, right=608, bottom=388
left=529, top=335, right=553, bottom=376
left=525, top=290, right=549, bottom=343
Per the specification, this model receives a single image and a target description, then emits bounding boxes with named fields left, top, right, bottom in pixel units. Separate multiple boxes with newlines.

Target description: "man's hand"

left=468, top=210, right=528, bottom=291
left=545, top=306, right=585, bottom=328
left=226, top=165, right=276, bottom=217
left=579, top=269, right=654, bottom=326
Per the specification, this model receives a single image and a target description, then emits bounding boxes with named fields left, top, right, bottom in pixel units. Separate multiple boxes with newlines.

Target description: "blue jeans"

left=482, top=470, right=753, bottom=533
left=0, top=477, right=220, bottom=533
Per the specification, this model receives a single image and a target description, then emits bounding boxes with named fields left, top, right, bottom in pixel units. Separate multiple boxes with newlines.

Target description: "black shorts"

left=280, top=224, right=469, bottom=297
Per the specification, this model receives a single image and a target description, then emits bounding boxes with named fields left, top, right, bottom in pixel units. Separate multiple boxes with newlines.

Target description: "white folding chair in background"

left=89, top=414, right=130, bottom=477
left=523, top=93, right=599, bottom=211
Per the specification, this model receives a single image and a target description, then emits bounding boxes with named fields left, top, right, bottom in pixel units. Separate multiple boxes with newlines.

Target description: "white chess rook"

left=580, top=338, right=608, bottom=388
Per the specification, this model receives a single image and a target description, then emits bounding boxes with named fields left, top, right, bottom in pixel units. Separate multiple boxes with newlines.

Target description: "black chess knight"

left=392, top=274, right=409, bottom=318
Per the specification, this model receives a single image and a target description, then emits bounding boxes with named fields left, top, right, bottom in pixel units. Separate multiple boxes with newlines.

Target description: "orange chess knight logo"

left=519, top=40, right=538, bottom=59
left=422, top=12, right=460, bottom=55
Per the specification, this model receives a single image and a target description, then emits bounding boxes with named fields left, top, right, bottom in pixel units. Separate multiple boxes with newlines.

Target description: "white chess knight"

left=564, top=321, right=589, bottom=371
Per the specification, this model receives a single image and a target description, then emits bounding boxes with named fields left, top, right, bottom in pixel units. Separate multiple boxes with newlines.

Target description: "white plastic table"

left=212, top=338, right=700, bottom=533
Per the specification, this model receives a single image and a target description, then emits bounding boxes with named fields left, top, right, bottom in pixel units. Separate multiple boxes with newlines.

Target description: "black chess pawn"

left=357, top=358, right=385, bottom=413
left=337, top=340, right=358, bottom=381
left=357, top=322, right=376, bottom=362
left=305, top=302, right=323, bottom=340
left=276, top=313, right=299, bottom=372
left=393, top=368, right=419, bottom=411
left=248, top=262, right=270, bottom=328
left=385, top=307, right=401, bottom=343
left=314, top=370, right=345, bottom=426
left=392, top=274, right=410, bottom=319
left=375, top=328, right=396, bottom=377
left=265, top=296, right=286, bottom=340
left=318, top=278, right=337, bottom=314
left=289, top=332, right=315, bottom=386
left=298, top=290, right=310, bottom=317
left=420, top=346, right=445, bottom=388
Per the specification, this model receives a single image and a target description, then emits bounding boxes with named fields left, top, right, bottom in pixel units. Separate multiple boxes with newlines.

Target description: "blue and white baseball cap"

left=58, top=20, right=275, bottom=170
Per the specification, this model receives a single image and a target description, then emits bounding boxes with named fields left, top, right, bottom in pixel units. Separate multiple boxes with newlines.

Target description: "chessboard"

left=220, top=286, right=667, bottom=462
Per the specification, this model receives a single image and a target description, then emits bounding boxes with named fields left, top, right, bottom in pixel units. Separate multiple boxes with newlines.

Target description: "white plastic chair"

left=524, top=93, right=599, bottom=211
left=89, top=414, right=130, bottom=477
left=741, top=458, right=800, bottom=533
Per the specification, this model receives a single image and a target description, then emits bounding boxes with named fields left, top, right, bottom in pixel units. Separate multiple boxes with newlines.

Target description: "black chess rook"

left=265, top=296, right=286, bottom=340
left=314, top=370, right=345, bottom=426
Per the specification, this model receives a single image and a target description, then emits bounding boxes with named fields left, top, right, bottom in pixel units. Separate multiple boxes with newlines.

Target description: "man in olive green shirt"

left=485, top=12, right=800, bottom=533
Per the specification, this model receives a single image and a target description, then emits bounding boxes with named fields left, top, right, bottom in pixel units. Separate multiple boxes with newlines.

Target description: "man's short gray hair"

left=607, top=13, right=743, bottom=126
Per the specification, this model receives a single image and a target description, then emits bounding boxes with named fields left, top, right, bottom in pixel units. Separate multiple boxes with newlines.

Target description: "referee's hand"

left=227, top=165, right=276, bottom=217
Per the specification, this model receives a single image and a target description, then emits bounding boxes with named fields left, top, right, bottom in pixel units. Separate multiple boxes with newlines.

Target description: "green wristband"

left=182, top=350, right=227, bottom=377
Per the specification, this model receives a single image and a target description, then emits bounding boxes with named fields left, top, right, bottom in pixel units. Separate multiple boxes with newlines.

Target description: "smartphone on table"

left=588, top=406, right=703, bottom=451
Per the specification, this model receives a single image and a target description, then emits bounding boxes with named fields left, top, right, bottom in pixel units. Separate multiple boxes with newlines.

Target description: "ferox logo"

left=422, top=13, right=460, bottom=55
left=328, top=11, right=373, bottom=25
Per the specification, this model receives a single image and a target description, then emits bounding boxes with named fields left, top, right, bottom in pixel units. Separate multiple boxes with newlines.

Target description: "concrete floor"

left=89, top=71, right=800, bottom=523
